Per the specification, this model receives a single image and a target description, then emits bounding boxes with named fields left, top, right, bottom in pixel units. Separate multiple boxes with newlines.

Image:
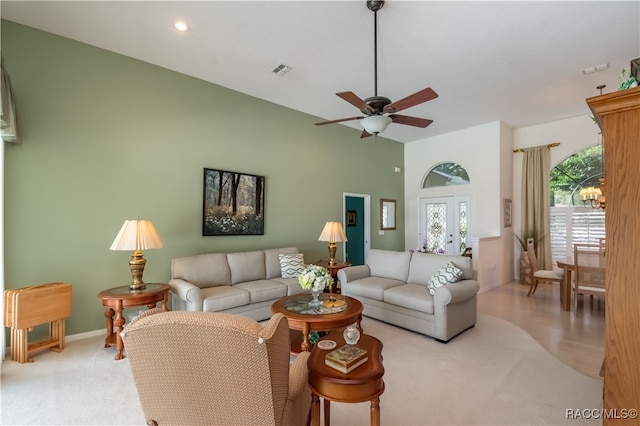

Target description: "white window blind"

left=550, top=206, right=605, bottom=262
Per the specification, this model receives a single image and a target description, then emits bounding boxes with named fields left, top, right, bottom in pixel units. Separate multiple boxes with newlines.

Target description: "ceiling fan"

left=315, top=0, right=438, bottom=138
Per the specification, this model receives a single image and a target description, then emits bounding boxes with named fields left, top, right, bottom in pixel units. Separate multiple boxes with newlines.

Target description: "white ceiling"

left=2, top=1, right=639, bottom=143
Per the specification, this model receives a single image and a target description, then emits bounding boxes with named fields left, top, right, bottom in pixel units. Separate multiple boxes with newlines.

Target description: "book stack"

left=325, top=344, right=368, bottom=373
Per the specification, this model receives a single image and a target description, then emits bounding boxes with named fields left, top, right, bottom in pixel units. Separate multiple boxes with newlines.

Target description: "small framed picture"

left=503, top=198, right=512, bottom=228
left=346, top=210, right=357, bottom=227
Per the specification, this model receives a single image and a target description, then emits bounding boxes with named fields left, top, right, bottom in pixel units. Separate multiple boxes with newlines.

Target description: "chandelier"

left=580, top=176, right=605, bottom=210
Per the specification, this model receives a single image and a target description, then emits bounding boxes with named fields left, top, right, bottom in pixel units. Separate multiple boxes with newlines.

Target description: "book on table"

left=324, top=344, right=368, bottom=373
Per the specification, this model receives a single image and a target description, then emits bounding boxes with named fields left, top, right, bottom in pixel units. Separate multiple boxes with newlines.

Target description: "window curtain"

left=521, top=145, right=551, bottom=269
left=1, top=57, right=19, bottom=143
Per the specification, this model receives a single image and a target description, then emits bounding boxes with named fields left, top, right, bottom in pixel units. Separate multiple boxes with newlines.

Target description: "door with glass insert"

left=418, top=196, right=469, bottom=255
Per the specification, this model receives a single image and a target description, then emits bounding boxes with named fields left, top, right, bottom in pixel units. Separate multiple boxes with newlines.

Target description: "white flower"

left=298, top=265, right=334, bottom=291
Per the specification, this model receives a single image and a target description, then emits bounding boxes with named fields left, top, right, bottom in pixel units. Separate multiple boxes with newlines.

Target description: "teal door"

left=345, top=196, right=365, bottom=265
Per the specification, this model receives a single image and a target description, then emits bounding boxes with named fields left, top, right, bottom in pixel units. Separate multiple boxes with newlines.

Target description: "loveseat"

left=168, top=247, right=306, bottom=321
left=337, top=249, right=479, bottom=342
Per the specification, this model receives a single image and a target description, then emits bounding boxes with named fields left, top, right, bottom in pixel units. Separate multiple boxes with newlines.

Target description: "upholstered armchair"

left=121, top=311, right=311, bottom=426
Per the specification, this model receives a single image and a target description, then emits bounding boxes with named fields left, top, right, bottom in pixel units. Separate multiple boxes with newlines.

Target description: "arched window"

left=422, top=162, right=470, bottom=188
left=549, top=144, right=605, bottom=261
left=550, top=144, right=603, bottom=206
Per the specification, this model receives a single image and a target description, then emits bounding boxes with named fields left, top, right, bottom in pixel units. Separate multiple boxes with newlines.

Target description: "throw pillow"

left=279, top=253, right=305, bottom=278
left=427, top=262, right=463, bottom=295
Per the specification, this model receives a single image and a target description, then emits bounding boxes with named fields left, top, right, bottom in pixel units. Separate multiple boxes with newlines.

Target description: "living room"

left=1, top=2, right=639, bottom=424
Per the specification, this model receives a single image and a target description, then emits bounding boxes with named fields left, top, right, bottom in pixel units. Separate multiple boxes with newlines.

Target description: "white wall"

left=404, top=121, right=508, bottom=291
left=404, top=121, right=501, bottom=243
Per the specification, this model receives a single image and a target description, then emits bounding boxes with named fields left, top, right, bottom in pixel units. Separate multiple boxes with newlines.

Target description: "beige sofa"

left=168, top=247, right=305, bottom=321
left=337, top=249, right=479, bottom=342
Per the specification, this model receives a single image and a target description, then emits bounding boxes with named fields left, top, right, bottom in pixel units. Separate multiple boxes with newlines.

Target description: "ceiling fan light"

left=361, top=115, right=392, bottom=134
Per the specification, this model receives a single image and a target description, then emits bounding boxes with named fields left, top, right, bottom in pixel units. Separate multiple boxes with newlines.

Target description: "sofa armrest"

left=168, top=279, right=203, bottom=311
left=434, top=279, right=479, bottom=306
left=337, top=265, right=371, bottom=284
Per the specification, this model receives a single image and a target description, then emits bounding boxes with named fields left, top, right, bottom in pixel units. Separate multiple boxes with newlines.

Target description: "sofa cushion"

left=265, top=247, right=299, bottom=279
left=201, top=286, right=251, bottom=312
left=366, top=249, right=412, bottom=282
left=227, top=251, right=266, bottom=285
left=234, top=280, right=288, bottom=303
left=279, top=253, right=305, bottom=278
left=346, top=276, right=405, bottom=301
left=427, top=262, right=463, bottom=295
left=384, top=284, right=434, bottom=315
left=171, top=253, right=231, bottom=288
left=271, top=277, right=307, bottom=296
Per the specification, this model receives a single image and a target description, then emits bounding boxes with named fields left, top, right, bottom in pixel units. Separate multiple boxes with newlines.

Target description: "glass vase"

left=309, top=287, right=322, bottom=307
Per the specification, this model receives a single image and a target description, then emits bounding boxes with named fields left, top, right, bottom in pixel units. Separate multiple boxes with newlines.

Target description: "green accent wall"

left=2, top=21, right=405, bottom=336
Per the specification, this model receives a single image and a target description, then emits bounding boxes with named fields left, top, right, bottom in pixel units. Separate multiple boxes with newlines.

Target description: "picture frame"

left=380, top=199, right=397, bottom=230
left=202, top=168, right=265, bottom=236
left=503, top=198, right=512, bottom=228
left=346, top=210, right=357, bottom=227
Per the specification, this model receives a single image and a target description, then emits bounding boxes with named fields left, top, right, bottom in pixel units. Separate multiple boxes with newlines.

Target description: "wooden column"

left=587, top=85, right=640, bottom=423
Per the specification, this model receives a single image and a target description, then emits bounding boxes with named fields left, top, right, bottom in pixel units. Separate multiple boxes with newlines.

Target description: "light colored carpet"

left=1, top=314, right=602, bottom=425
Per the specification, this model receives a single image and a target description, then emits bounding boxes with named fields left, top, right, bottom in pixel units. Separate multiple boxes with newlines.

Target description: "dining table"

left=556, top=253, right=605, bottom=312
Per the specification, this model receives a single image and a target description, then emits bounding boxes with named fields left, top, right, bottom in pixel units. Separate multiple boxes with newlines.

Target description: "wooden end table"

left=313, top=260, right=351, bottom=294
left=271, top=293, right=362, bottom=353
left=97, top=283, right=170, bottom=360
left=308, top=333, right=385, bottom=426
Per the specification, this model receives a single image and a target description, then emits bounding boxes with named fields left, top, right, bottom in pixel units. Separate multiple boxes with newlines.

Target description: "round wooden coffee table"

left=308, top=333, right=385, bottom=426
left=271, top=293, right=363, bottom=352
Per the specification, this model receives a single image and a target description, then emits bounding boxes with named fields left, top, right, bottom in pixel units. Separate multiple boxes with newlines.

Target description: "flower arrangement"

left=416, top=239, right=445, bottom=254
left=298, top=264, right=333, bottom=291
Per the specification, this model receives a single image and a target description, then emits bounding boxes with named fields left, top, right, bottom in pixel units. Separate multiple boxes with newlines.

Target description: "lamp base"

left=129, top=250, right=147, bottom=292
left=328, top=242, right=337, bottom=266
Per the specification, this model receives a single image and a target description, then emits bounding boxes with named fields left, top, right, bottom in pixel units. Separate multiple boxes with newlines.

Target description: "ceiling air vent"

left=272, top=64, right=292, bottom=76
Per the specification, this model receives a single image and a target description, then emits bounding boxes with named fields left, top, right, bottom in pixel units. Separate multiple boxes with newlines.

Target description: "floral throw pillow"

left=279, top=253, right=305, bottom=278
left=427, top=262, right=463, bottom=295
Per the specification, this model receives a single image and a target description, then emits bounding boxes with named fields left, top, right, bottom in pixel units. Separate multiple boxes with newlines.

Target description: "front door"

left=418, top=196, right=470, bottom=255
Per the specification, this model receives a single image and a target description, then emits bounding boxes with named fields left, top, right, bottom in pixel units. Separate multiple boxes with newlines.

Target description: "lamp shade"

left=318, top=221, right=348, bottom=243
left=361, top=115, right=392, bottom=135
left=109, top=220, right=163, bottom=251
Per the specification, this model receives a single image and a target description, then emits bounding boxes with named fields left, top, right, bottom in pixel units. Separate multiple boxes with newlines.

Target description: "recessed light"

left=174, top=21, right=190, bottom=32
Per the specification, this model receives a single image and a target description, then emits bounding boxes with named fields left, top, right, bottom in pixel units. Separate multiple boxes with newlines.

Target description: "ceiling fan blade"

left=390, top=114, right=433, bottom=128
left=383, top=87, right=438, bottom=114
left=337, top=92, right=374, bottom=114
left=315, top=116, right=365, bottom=126
left=360, top=129, right=373, bottom=138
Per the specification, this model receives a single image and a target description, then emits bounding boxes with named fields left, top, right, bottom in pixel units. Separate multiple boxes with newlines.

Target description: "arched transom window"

left=422, top=162, right=470, bottom=188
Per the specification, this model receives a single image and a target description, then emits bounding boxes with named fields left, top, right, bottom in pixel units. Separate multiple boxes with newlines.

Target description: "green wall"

left=2, top=21, right=405, bottom=336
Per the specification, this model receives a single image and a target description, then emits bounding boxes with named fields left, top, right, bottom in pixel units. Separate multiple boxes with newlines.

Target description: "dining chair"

left=526, top=238, right=563, bottom=296
left=573, top=244, right=606, bottom=316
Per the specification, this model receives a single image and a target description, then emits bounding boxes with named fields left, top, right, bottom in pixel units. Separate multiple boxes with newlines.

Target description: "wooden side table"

left=313, top=260, right=351, bottom=294
left=97, top=283, right=170, bottom=360
left=308, top=334, right=385, bottom=426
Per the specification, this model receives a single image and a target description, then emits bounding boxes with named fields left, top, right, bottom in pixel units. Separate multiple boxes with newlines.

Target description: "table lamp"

left=110, top=219, right=163, bottom=291
left=318, top=221, right=348, bottom=266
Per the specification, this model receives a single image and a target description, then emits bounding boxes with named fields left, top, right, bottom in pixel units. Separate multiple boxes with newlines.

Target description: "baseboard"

left=66, top=328, right=106, bottom=342
left=478, top=281, right=504, bottom=294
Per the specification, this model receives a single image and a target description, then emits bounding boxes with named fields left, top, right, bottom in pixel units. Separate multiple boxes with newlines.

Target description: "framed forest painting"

left=203, top=168, right=265, bottom=236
